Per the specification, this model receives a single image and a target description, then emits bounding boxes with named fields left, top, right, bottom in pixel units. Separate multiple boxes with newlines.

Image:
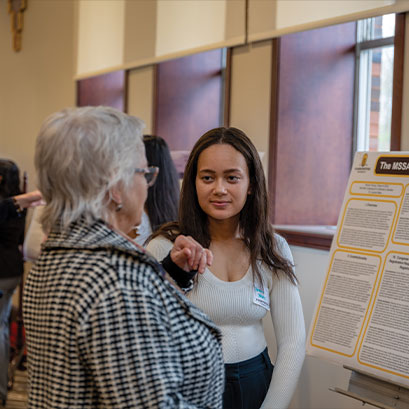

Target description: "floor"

left=5, top=309, right=28, bottom=409
left=4, top=370, right=27, bottom=409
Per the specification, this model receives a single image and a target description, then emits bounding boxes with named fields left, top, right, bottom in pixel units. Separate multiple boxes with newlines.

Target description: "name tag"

left=253, top=282, right=270, bottom=311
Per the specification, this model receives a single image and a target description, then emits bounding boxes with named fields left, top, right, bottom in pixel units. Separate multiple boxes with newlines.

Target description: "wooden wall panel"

left=127, top=66, right=155, bottom=132
left=270, top=22, right=356, bottom=225
left=77, top=70, right=127, bottom=112
left=154, top=49, right=223, bottom=151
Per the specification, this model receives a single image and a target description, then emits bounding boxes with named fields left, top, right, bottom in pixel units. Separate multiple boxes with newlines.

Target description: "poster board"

left=307, top=151, right=409, bottom=389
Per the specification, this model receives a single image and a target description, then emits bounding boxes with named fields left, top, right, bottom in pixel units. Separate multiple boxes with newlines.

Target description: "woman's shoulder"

left=257, top=233, right=295, bottom=284
left=109, top=245, right=163, bottom=281
left=68, top=247, right=169, bottom=312
left=273, top=232, right=293, bottom=261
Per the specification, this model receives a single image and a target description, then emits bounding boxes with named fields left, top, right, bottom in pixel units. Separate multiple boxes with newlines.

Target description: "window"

left=270, top=13, right=405, bottom=249
left=354, top=14, right=395, bottom=152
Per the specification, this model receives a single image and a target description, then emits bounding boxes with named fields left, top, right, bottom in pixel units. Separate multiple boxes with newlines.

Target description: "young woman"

left=147, top=127, right=306, bottom=409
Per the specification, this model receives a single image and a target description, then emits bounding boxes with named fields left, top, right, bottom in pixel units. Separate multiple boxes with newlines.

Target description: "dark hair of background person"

left=150, top=127, right=297, bottom=284
left=0, top=159, right=21, bottom=199
left=143, top=135, right=180, bottom=232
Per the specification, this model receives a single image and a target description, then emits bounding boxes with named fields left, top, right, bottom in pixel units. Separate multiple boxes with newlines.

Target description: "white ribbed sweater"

left=147, top=235, right=306, bottom=409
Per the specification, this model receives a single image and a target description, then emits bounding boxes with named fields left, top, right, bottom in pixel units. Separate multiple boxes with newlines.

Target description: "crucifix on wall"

left=8, top=0, right=27, bottom=52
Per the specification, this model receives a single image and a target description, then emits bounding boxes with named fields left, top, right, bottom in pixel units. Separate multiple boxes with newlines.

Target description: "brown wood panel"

left=155, top=49, right=223, bottom=151
left=391, top=13, right=406, bottom=151
left=77, top=70, right=127, bottom=112
left=270, top=22, right=356, bottom=226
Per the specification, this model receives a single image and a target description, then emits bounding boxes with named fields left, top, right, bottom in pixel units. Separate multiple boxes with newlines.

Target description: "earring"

left=115, top=203, right=123, bottom=212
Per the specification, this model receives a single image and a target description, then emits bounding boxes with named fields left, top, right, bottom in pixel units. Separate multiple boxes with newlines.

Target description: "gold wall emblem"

left=8, top=0, right=27, bottom=52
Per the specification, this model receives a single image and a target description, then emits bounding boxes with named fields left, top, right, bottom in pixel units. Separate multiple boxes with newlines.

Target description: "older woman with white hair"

left=22, top=106, right=224, bottom=409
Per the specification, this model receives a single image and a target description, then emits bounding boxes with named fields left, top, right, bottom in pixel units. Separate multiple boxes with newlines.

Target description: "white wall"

left=156, top=0, right=226, bottom=56
left=249, top=0, right=277, bottom=39
left=123, top=0, right=157, bottom=64
left=77, top=0, right=125, bottom=75
left=276, top=0, right=394, bottom=30
left=0, top=0, right=76, bottom=191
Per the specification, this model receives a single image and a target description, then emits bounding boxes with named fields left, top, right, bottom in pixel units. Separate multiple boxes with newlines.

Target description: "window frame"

left=352, top=16, right=396, bottom=155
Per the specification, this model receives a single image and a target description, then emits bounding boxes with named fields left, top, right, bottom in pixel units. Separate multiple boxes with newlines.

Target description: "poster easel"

left=307, top=152, right=409, bottom=408
left=332, top=366, right=409, bottom=409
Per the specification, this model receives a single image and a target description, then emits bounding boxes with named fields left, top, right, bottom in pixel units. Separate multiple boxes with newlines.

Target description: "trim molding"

left=75, top=36, right=246, bottom=81
left=274, top=227, right=334, bottom=251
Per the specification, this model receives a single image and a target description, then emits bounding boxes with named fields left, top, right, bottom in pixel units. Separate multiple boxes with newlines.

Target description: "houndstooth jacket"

left=23, top=218, right=224, bottom=408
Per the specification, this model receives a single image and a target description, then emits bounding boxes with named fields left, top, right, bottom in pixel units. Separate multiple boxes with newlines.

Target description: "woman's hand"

left=171, top=235, right=213, bottom=274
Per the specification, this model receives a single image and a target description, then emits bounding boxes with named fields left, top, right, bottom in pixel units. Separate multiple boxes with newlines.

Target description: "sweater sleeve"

left=146, top=236, right=174, bottom=262
left=260, top=236, right=306, bottom=409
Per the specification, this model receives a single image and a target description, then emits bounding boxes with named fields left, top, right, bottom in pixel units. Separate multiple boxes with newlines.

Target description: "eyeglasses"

left=134, top=166, right=159, bottom=187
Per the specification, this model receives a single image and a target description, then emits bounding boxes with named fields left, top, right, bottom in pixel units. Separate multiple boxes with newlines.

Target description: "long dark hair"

left=0, top=159, right=21, bottom=200
left=143, top=135, right=180, bottom=231
left=151, top=127, right=297, bottom=284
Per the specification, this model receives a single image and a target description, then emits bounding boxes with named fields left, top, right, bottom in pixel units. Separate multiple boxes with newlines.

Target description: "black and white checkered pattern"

left=23, top=219, right=224, bottom=408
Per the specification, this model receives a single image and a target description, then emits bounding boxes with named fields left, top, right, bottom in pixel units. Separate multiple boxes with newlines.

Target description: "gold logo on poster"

left=361, top=153, right=368, bottom=167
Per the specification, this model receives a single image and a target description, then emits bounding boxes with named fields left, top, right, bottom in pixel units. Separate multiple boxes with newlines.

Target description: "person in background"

left=0, top=190, right=42, bottom=224
left=23, top=106, right=224, bottom=408
left=132, top=135, right=180, bottom=246
left=147, top=127, right=306, bottom=409
left=0, top=159, right=26, bottom=406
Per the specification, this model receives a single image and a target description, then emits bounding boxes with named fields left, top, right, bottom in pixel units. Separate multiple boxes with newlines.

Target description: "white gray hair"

left=35, top=106, right=145, bottom=232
